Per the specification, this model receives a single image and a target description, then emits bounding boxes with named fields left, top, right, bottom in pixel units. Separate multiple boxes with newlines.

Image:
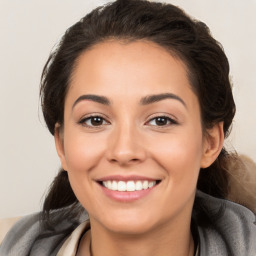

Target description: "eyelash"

left=79, top=115, right=110, bottom=128
left=79, top=114, right=178, bottom=129
left=146, top=115, right=178, bottom=127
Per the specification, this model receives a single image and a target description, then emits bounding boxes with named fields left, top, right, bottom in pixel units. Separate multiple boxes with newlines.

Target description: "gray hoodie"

left=1, top=191, right=255, bottom=256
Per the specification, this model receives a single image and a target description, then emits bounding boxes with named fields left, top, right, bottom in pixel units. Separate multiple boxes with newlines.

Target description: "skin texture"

left=55, top=40, right=224, bottom=256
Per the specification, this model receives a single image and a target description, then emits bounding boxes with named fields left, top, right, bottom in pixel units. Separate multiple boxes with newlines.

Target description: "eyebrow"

left=72, top=92, right=186, bottom=109
left=72, top=94, right=111, bottom=110
left=140, top=93, right=187, bottom=108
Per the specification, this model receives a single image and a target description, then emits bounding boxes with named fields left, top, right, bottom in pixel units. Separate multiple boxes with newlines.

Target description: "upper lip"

left=96, top=175, right=161, bottom=182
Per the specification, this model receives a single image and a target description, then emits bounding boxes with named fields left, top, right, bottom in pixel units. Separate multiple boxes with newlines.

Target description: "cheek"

left=63, top=130, right=106, bottom=173
left=150, top=129, right=203, bottom=181
left=62, top=131, right=107, bottom=210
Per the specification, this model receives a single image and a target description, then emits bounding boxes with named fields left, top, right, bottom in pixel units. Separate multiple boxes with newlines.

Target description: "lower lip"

left=100, top=184, right=157, bottom=202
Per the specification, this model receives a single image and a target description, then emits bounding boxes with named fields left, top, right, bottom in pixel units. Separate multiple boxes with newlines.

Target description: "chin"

left=92, top=208, right=167, bottom=236
left=88, top=208, right=145, bottom=233
left=105, top=220, right=156, bottom=236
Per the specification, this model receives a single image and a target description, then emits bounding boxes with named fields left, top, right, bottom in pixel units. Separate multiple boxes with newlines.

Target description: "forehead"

left=66, top=40, right=197, bottom=108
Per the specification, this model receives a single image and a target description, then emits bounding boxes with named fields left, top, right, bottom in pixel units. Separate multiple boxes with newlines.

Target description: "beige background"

left=0, top=0, right=255, bottom=219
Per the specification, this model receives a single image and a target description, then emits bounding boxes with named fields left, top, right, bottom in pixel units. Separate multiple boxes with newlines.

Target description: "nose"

left=106, top=123, right=147, bottom=166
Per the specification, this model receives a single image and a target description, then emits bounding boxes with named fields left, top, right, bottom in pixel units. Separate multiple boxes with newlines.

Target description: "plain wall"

left=0, top=0, right=255, bottom=219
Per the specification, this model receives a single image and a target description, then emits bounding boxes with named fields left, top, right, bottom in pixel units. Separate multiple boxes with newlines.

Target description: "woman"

left=1, top=0, right=255, bottom=255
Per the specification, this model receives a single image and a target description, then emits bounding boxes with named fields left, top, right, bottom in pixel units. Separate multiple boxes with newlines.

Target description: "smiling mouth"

left=99, top=180, right=161, bottom=192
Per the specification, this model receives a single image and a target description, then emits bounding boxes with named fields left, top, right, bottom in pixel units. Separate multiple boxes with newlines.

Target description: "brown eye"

left=80, top=116, right=108, bottom=127
left=90, top=117, right=104, bottom=126
left=147, top=116, right=177, bottom=127
left=155, top=117, right=169, bottom=126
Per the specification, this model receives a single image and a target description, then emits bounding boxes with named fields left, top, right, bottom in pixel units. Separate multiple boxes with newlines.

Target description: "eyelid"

left=145, top=113, right=178, bottom=126
left=78, top=113, right=110, bottom=128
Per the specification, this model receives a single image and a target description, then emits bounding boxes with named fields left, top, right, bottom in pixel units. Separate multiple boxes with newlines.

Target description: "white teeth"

left=107, top=180, right=112, bottom=190
left=126, top=181, right=136, bottom=191
left=135, top=181, right=143, bottom=190
left=112, top=180, right=118, bottom=190
left=148, top=181, right=154, bottom=188
left=118, top=181, right=126, bottom=191
left=102, top=180, right=157, bottom=191
left=142, top=180, right=149, bottom=189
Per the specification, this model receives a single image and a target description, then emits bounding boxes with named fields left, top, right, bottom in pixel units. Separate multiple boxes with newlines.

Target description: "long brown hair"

left=40, top=0, right=236, bottom=226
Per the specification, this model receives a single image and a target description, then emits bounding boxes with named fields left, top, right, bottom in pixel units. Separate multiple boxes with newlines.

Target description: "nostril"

left=106, top=141, right=147, bottom=165
left=108, top=155, right=142, bottom=164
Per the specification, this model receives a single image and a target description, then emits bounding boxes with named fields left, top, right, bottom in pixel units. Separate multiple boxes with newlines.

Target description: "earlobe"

left=200, top=122, right=224, bottom=168
left=54, top=123, right=68, bottom=171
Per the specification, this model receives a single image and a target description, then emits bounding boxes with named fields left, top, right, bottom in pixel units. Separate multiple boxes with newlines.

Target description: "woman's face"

left=55, top=40, right=220, bottom=235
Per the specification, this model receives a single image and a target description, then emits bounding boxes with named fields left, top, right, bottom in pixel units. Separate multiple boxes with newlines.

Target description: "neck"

left=86, top=217, right=195, bottom=256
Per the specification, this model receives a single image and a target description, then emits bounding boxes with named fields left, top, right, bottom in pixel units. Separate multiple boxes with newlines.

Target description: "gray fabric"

left=196, top=191, right=256, bottom=255
left=1, top=191, right=255, bottom=256
left=0, top=211, right=88, bottom=256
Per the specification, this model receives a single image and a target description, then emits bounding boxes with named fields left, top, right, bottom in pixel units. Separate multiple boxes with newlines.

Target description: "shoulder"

left=195, top=191, right=256, bottom=256
left=0, top=212, right=43, bottom=256
left=0, top=209, right=88, bottom=256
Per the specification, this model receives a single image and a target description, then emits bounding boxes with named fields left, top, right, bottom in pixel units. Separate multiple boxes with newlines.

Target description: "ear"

left=54, top=123, right=68, bottom=171
left=200, top=122, right=224, bottom=168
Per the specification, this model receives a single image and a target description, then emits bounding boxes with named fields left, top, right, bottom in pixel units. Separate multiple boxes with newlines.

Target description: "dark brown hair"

left=40, top=0, right=236, bottom=225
